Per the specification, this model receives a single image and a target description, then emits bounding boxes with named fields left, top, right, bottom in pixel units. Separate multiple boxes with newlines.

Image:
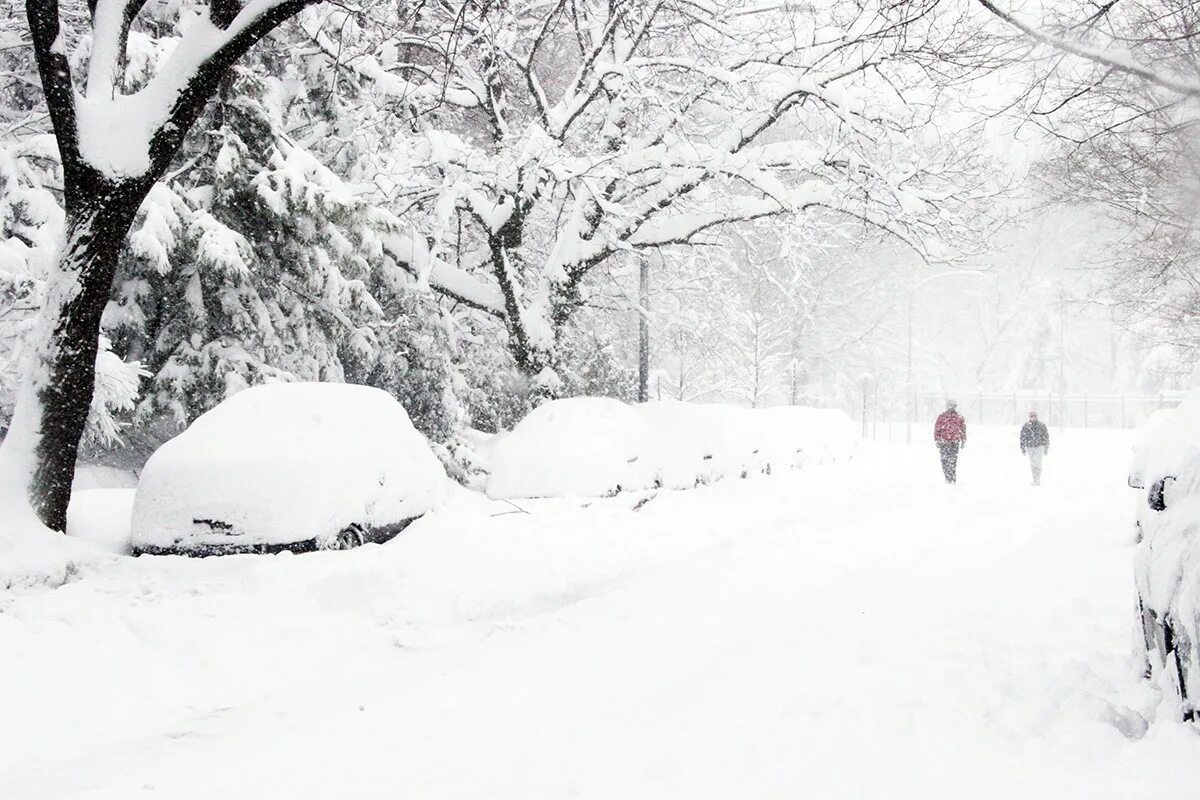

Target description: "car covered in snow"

left=1129, top=394, right=1200, bottom=718
left=131, top=383, right=447, bottom=556
left=634, top=400, right=754, bottom=488
left=1128, top=408, right=1176, bottom=495
left=487, top=397, right=663, bottom=499
left=486, top=397, right=862, bottom=500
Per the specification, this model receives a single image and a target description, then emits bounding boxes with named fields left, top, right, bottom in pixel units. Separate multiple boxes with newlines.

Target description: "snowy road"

left=5, top=427, right=1200, bottom=798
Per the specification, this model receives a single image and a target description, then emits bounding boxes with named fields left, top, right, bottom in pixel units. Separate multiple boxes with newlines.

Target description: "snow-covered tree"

left=329, top=0, right=998, bottom=400
left=976, top=0, right=1200, bottom=354
left=2, top=0, right=332, bottom=532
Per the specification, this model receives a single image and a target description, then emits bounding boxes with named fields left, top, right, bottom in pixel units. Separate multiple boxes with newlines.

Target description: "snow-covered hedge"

left=1132, top=390, right=1200, bottom=716
left=486, top=398, right=858, bottom=499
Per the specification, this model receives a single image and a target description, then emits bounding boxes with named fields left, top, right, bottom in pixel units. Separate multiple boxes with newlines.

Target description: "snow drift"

left=130, top=383, right=447, bottom=552
left=67, top=488, right=136, bottom=554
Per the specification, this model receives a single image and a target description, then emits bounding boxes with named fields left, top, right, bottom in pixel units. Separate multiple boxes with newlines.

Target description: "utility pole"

left=906, top=288, right=914, bottom=444
left=638, top=257, right=650, bottom=403
left=789, top=358, right=799, bottom=405
left=860, top=374, right=873, bottom=439
left=1059, top=294, right=1067, bottom=423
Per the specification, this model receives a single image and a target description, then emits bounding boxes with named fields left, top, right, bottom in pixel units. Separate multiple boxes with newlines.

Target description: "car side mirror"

left=1148, top=476, right=1176, bottom=512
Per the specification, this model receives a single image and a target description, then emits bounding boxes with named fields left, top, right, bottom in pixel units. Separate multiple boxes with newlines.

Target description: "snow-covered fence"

left=886, top=392, right=1188, bottom=432
left=486, top=398, right=858, bottom=499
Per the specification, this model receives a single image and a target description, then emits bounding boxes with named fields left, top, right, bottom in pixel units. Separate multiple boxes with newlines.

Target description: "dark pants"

left=937, top=441, right=960, bottom=483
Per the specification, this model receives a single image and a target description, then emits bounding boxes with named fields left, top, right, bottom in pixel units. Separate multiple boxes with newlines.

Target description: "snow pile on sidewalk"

left=131, top=383, right=447, bottom=551
left=488, top=397, right=858, bottom=498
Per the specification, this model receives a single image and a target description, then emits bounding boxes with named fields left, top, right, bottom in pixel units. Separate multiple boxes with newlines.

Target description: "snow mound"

left=0, top=460, right=113, bottom=592
left=487, top=397, right=663, bottom=499
left=0, top=516, right=110, bottom=593
left=131, top=383, right=447, bottom=551
left=489, top=398, right=859, bottom=499
left=67, top=488, right=135, bottom=555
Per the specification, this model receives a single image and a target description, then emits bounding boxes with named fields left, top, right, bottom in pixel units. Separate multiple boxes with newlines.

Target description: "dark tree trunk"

left=8, top=0, right=320, bottom=532
left=486, top=196, right=563, bottom=403
left=24, top=174, right=152, bottom=530
left=637, top=257, right=650, bottom=403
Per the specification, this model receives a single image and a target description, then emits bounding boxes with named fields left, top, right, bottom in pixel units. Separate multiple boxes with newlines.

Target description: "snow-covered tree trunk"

left=1, top=0, right=319, bottom=531
left=638, top=257, right=650, bottom=404
left=12, top=173, right=149, bottom=530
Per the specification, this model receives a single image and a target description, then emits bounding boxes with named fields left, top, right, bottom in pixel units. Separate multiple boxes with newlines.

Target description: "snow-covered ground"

left=4, top=426, right=1200, bottom=798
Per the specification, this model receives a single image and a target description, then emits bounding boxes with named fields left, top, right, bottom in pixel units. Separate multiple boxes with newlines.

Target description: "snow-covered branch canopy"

left=26, top=0, right=319, bottom=188
left=975, top=0, right=1200, bottom=98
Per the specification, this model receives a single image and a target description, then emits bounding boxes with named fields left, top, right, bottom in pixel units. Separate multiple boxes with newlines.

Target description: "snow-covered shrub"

left=557, top=326, right=638, bottom=403
left=1132, top=390, right=1200, bottom=716
left=456, top=320, right=535, bottom=434
left=487, top=397, right=663, bottom=499
left=352, top=292, right=463, bottom=446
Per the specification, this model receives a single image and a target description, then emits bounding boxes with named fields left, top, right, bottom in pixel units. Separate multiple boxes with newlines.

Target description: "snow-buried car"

left=487, top=397, right=663, bottom=499
left=1130, top=392, right=1200, bottom=719
left=131, top=383, right=446, bottom=556
left=485, top=397, right=858, bottom=500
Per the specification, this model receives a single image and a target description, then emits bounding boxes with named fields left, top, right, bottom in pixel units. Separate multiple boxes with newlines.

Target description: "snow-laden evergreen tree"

left=106, top=57, right=462, bottom=443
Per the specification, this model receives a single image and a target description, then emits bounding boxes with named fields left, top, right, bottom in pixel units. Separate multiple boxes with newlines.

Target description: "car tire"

left=328, top=523, right=366, bottom=551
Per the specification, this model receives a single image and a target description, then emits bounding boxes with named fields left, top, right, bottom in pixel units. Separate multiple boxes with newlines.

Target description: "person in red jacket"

left=934, top=400, right=967, bottom=483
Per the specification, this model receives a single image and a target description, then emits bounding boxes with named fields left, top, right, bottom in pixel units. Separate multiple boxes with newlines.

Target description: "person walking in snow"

left=934, top=400, right=967, bottom=484
left=1019, top=410, right=1050, bottom=486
